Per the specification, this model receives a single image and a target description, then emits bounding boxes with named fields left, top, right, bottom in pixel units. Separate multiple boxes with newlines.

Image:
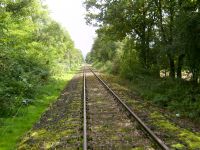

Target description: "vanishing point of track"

left=83, top=66, right=169, bottom=150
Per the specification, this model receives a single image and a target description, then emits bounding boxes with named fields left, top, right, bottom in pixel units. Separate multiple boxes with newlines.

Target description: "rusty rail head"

left=83, top=67, right=87, bottom=150
left=89, top=68, right=170, bottom=150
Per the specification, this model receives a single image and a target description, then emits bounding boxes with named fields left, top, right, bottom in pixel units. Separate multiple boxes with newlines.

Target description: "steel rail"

left=89, top=68, right=170, bottom=150
left=83, top=67, right=87, bottom=150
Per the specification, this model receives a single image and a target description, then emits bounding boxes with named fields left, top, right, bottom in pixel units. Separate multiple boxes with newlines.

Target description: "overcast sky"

left=45, top=0, right=96, bottom=58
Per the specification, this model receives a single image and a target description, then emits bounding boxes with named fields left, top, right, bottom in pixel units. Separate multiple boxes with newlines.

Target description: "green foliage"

left=88, top=33, right=118, bottom=63
left=0, top=71, right=76, bottom=150
left=0, top=0, right=83, bottom=116
left=84, top=0, right=200, bottom=121
left=85, top=52, right=92, bottom=63
left=132, top=75, right=200, bottom=121
left=84, top=0, right=200, bottom=80
left=93, top=61, right=114, bottom=74
left=176, top=11, right=200, bottom=82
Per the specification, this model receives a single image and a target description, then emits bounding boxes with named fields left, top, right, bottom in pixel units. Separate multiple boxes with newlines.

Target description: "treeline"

left=0, top=0, right=83, bottom=116
left=84, top=0, right=200, bottom=119
left=85, top=0, right=200, bottom=81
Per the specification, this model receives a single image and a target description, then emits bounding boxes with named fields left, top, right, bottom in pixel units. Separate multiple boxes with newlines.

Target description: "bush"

left=0, top=55, right=50, bottom=116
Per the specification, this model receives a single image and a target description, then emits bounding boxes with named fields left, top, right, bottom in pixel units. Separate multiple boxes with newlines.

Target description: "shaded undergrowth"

left=99, top=71, right=200, bottom=149
left=92, top=61, right=200, bottom=122
left=0, top=70, right=77, bottom=150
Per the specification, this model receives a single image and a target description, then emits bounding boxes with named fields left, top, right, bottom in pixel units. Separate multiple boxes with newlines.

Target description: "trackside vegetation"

left=84, top=0, right=200, bottom=121
left=0, top=0, right=83, bottom=116
left=0, top=71, right=77, bottom=150
left=0, top=0, right=83, bottom=149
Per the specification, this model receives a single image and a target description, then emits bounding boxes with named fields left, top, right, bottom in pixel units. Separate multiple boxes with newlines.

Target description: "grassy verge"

left=0, top=69, right=78, bottom=150
left=92, top=61, right=114, bottom=73
left=92, top=62, right=200, bottom=149
left=101, top=74, right=200, bottom=149
left=92, top=61, right=200, bottom=122
left=127, top=74, right=200, bottom=122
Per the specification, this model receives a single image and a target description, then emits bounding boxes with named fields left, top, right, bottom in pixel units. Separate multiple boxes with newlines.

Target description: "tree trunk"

left=192, top=69, right=199, bottom=84
left=140, top=32, right=147, bottom=69
left=168, top=54, right=175, bottom=78
left=177, top=54, right=185, bottom=79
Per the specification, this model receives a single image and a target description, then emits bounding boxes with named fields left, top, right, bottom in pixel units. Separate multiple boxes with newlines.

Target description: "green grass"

left=92, top=62, right=200, bottom=149
left=0, top=70, right=78, bottom=150
left=128, top=75, right=200, bottom=121
left=93, top=61, right=113, bottom=73
left=93, top=61, right=200, bottom=121
left=150, top=111, right=200, bottom=149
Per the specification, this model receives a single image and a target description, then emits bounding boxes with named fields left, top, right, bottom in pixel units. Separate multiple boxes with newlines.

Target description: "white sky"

left=44, top=0, right=96, bottom=58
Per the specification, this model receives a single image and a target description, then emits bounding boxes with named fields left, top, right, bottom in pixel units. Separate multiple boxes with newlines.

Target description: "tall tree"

left=0, top=0, right=83, bottom=116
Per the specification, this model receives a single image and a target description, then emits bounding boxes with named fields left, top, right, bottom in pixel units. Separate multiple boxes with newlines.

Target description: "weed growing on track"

left=150, top=112, right=200, bottom=149
left=93, top=61, right=200, bottom=122
left=0, top=70, right=77, bottom=150
left=92, top=62, right=200, bottom=149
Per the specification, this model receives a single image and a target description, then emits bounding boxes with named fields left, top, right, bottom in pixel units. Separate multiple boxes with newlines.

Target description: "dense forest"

left=0, top=0, right=83, bottom=117
left=84, top=0, right=200, bottom=120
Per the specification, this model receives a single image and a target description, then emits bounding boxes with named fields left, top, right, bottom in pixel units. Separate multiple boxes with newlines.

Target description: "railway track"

left=18, top=67, right=170, bottom=149
left=83, top=67, right=169, bottom=150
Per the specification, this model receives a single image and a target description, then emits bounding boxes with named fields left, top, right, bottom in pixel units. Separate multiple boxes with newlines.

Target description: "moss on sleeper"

left=101, top=74, right=200, bottom=149
left=150, top=111, right=200, bottom=149
left=18, top=119, right=80, bottom=149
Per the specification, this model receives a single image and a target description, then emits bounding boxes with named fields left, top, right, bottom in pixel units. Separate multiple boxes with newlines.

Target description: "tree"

left=85, top=0, right=158, bottom=69
left=84, top=0, right=200, bottom=81
left=0, top=0, right=83, bottom=116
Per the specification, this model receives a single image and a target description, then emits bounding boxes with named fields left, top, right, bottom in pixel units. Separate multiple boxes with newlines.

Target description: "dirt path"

left=18, top=71, right=83, bottom=150
left=86, top=70, right=156, bottom=149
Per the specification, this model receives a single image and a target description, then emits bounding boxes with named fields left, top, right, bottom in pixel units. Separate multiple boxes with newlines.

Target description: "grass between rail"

left=92, top=62, right=200, bottom=149
left=0, top=69, right=78, bottom=150
left=92, top=61, right=200, bottom=122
